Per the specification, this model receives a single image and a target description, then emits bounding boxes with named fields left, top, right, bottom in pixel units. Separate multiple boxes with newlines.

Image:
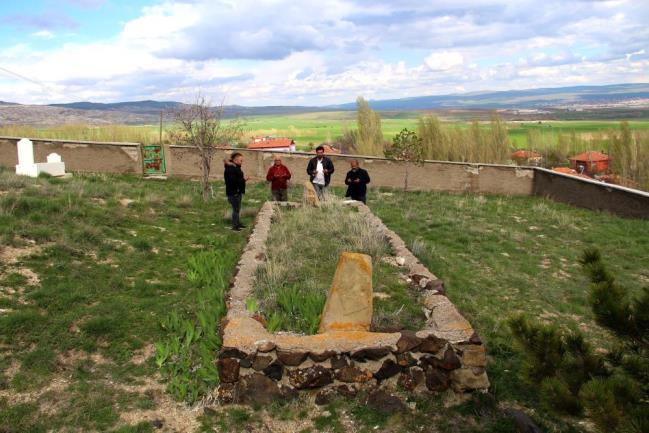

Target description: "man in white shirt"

left=306, top=145, right=335, bottom=200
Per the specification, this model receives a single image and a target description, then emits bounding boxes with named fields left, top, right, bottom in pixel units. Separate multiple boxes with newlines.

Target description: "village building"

left=247, top=137, right=296, bottom=152
left=511, top=149, right=543, bottom=166
left=569, top=151, right=610, bottom=175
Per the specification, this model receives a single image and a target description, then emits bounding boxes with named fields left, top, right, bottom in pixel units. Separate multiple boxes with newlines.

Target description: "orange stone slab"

left=318, top=252, right=373, bottom=333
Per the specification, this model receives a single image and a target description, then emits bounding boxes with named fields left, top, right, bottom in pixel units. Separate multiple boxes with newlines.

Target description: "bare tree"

left=173, top=94, right=244, bottom=201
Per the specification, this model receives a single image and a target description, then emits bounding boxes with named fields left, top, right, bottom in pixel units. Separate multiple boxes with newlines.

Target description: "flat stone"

left=319, top=252, right=373, bottom=333
left=239, top=354, right=253, bottom=368
left=450, top=368, right=490, bottom=391
left=237, top=373, right=282, bottom=405
left=425, top=367, right=450, bottom=392
left=335, top=366, right=373, bottom=383
left=288, top=365, right=333, bottom=389
left=315, top=388, right=336, bottom=406
left=374, top=359, right=401, bottom=381
left=418, top=295, right=475, bottom=343
left=396, top=330, right=422, bottom=353
left=395, top=352, right=417, bottom=367
left=351, top=347, right=391, bottom=362
left=419, top=335, right=447, bottom=354
left=366, top=390, right=407, bottom=414
left=256, top=340, right=276, bottom=352
left=263, top=361, right=283, bottom=381
left=252, top=355, right=273, bottom=371
left=459, top=344, right=487, bottom=367
left=330, top=355, right=349, bottom=370
left=422, top=348, right=461, bottom=371
left=276, top=349, right=308, bottom=366
left=303, top=180, right=321, bottom=208
left=310, top=350, right=336, bottom=362
left=217, top=358, right=240, bottom=383
left=335, top=384, right=358, bottom=399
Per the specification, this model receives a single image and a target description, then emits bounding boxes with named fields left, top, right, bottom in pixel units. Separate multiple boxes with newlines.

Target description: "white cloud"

left=0, top=0, right=648, bottom=105
left=424, top=51, right=464, bottom=71
left=31, top=30, right=55, bottom=39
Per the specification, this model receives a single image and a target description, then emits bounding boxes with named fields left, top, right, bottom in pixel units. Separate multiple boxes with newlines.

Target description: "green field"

left=2, top=111, right=649, bottom=151
left=1, top=170, right=647, bottom=432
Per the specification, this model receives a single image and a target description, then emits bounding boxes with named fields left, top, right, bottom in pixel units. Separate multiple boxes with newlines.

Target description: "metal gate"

left=142, top=145, right=166, bottom=175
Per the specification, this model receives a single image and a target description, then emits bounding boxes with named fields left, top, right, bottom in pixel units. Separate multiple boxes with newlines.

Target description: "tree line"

left=336, top=96, right=649, bottom=191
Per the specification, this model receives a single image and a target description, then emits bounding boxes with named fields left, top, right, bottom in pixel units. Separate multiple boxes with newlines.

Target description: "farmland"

left=1, top=111, right=649, bottom=151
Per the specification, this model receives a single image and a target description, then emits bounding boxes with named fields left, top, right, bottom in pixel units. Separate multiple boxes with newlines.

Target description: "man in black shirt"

left=224, top=152, right=249, bottom=231
left=344, top=159, right=370, bottom=204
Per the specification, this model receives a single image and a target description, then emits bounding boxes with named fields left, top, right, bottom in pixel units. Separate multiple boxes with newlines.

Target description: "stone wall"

left=534, top=168, right=649, bottom=219
left=0, top=136, right=143, bottom=175
left=2, top=138, right=647, bottom=218
left=167, top=146, right=535, bottom=195
left=217, top=201, right=488, bottom=405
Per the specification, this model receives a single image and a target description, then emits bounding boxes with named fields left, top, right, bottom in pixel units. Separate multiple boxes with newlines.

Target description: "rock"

left=279, top=384, right=299, bottom=401
left=263, top=361, right=283, bottom=381
left=450, top=368, right=490, bottom=391
left=315, top=388, right=336, bottom=405
left=150, top=419, right=164, bottom=429
left=335, top=366, right=373, bottom=383
left=459, top=344, right=487, bottom=367
left=419, top=335, right=447, bottom=354
left=330, top=355, right=349, bottom=369
left=396, top=331, right=422, bottom=353
left=336, top=384, right=358, bottom=399
left=469, top=331, right=483, bottom=345
left=502, top=408, right=544, bottom=433
left=351, top=347, right=391, bottom=362
left=424, top=279, right=445, bottom=294
left=374, top=359, right=402, bottom=381
left=256, top=340, right=276, bottom=352
left=303, top=180, right=321, bottom=208
left=395, top=352, right=417, bottom=367
left=397, top=367, right=424, bottom=391
left=237, top=373, right=283, bottom=405
left=395, top=257, right=406, bottom=266
left=310, top=350, right=336, bottom=362
left=276, top=349, right=308, bottom=366
left=252, top=355, right=273, bottom=371
left=424, top=347, right=461, bottom=370
left=366, top=390, right=407, bottom=414
left=288, top=365, right=333, bottom=389
left=319, top=252, right=373, bottom=333
left=425, top=367, right=450, bottom=392
left=219, top=347, right=248, bottom=359
left=217, top=358, right=240, bottom=383
left=239, top=354, right=253, bottom=368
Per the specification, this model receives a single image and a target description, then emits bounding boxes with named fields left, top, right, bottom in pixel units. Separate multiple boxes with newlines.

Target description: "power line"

left=0, top=64, right=87, bottom=102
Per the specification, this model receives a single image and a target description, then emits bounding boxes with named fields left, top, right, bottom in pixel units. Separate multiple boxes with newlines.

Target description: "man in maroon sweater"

left=265, top=155, right=292, bottom=201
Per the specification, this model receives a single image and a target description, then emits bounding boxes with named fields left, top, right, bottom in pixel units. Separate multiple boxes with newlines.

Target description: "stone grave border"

left=217, top=200, right=489, bottom=404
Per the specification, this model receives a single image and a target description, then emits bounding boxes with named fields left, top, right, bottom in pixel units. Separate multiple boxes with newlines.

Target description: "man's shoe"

left=237, top=224, right=247, bottom=229
left=232, top=226, right=242, bottom=231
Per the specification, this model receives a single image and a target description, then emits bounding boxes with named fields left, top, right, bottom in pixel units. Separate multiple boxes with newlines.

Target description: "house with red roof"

left=569, top=151, right=610, bottom=175
left=247, top=137, right=296, bottom=152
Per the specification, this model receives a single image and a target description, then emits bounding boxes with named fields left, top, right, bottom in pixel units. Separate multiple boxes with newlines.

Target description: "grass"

left=1, top=169, right=647, bottom=432
left=252, top=198, right=426, bottom=334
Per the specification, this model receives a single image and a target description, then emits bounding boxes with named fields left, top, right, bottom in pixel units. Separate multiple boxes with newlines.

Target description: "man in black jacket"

left=344, top=159, right=370, bottom=203
left=306, top=145, right=335, bottom=200
left=224, top=152, right=249, bottom=231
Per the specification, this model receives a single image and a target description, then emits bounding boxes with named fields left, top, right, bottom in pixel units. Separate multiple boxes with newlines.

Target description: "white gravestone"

left=15, top=139, right=66, bottom=177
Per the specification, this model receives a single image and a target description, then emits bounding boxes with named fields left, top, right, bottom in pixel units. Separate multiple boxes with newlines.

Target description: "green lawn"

left=1, top=171, right=648, bottom=432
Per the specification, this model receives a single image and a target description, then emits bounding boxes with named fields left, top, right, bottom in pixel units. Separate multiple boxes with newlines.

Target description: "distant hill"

left=2, top=83, right=648, bottom=126
left=328, top=83, right=649, bottom=110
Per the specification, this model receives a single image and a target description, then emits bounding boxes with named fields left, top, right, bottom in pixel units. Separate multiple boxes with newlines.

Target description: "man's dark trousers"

left=228, top=193, right=242, bottom=228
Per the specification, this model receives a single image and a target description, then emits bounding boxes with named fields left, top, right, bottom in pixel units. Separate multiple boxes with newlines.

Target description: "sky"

left=0, top=0, right=647, bottom=106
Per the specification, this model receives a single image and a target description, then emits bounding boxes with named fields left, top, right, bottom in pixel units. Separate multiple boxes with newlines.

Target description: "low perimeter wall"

left=0, top=136, right=142, bottom=175
left=1, top=137, right=647, bottom=218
